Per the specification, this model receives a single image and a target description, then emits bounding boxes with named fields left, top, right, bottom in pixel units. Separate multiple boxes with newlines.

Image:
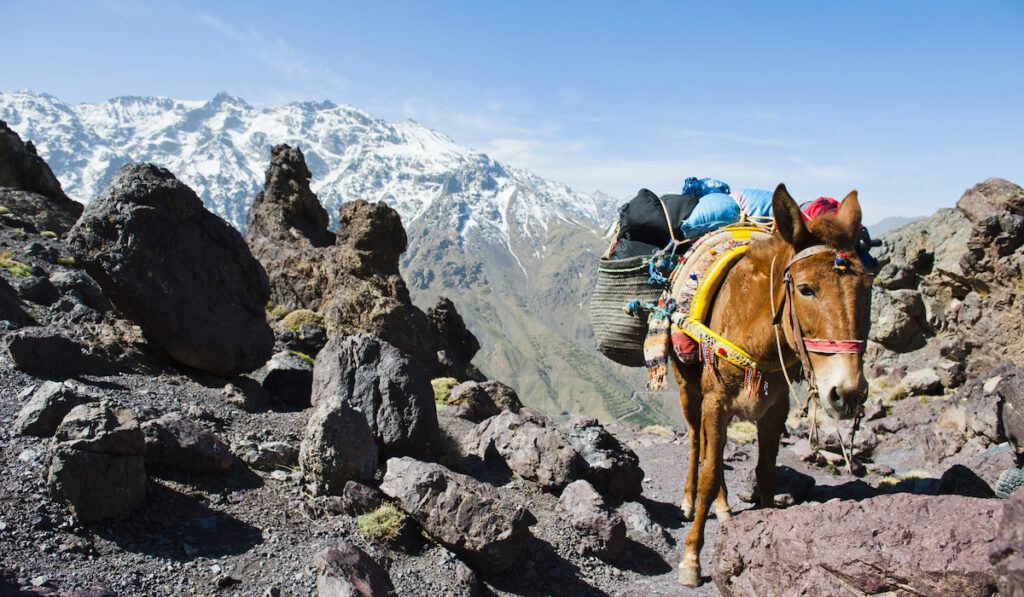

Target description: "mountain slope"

left=0, top=90, right=671, bottom=423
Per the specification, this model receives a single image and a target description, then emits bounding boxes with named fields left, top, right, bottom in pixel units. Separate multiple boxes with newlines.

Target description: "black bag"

left=612, top=189, right=699, bottom=258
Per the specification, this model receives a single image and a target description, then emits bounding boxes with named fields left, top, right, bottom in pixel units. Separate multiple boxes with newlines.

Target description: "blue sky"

left=4, top=0, right=1023, bottom=222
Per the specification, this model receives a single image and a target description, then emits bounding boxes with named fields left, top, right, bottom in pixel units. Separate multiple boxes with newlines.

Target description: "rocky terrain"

left=1, top=120, right=1023, bottom=596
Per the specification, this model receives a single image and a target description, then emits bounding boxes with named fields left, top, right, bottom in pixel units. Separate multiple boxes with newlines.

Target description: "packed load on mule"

left=590, top=177, right=878, bottom=367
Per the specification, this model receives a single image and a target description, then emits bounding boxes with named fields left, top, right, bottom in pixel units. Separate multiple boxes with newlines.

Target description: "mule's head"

left=773, top=184, right=873, bottom=419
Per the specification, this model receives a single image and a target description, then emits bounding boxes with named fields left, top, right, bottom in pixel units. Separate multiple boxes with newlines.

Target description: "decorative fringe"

left=744, top=367, right=764, bottom=398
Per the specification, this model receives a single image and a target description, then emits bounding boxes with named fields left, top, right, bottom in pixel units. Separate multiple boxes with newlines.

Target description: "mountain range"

left=0, top=90, right=674, bottom=424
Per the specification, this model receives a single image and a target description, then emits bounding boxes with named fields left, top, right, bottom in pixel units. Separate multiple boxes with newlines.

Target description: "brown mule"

left=673, top=184, right=873, bottom=586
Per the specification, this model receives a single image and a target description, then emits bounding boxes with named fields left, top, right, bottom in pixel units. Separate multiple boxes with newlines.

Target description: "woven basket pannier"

left=589, top=255, right=662, bottom=367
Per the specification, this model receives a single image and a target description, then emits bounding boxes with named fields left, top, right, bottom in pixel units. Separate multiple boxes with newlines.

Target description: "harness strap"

left=803, top=338, right=866, bottom=353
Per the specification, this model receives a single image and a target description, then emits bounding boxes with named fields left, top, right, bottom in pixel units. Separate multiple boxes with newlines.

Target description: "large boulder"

left=311, top=334, right=440, bottom=460
left=379, top=457, right=533, bottom=574
left=66, top=163, right=273, bottom=376
left=470, top=411, right=581, bottom=492
left=46, top=401, right=147, bottom=522
left=252, top=350, right=314, bottom=409
left=0, top=120, right=82, bottom=235
left=957, top=177, right=1024, bottom=223
left=560, top=416, right=643, bottom=501
left=300, top=400, right=378, bottom=495
left=4, top=326, right=117, bottom=378
left=244, top=145, right=481, bottom=380
left=712, top=493, right=1001, bottom=596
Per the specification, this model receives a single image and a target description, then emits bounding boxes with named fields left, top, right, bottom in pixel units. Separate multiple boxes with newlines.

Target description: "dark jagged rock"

left=245, top=145, right=335, bottom=249
left=0, top=120, right=83, bottom=235
left=47, top=401, right=147, bottom=522
left=311, top=334, right=440, bottom=461
left=48, top=270, right=112, bottom=313
left=379, top=457, right=534, bottom=574
left=712, top=493, right=1001, bottom=596
left=313, top=542, right=397, bottom=597
left=958, top=177, right=1024, bottom=223
left=446, top=382, right=501, bottom=422
left=67, top=163, right=274, bottom=376
left=141, top=413, right=234, bottom=474
left=341, top=480, right=386, bottom=515
left=244, top=145, right=481, bottom=380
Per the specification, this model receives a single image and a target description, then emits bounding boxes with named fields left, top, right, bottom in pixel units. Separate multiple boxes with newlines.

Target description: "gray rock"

left=233, top=440, right=298, bottom=471
left=561, top=416, right=643, bottom=500
left=313, top=542, right=397, bottom=597
left=713, top=493, right=1001, bottom=597
left=470, top=411, right=580, bottom=492
left=991, top=488, right=1024, bottom=596
left=617, top=501, right=674, bottom=552
left=379, top=457, right=533, bottom=574
left=47, top=401, right=147, bottom=522
left=736, top=465, right=815, bottom=507
left=141, top=413, right=234, bottom=473
left=478, top=380, right=523, bottom=413
left=341, top=481, right=386, bottom=515
left=311, top=334, right=439, bottom=460
left=903, top=367, right=943, bottom=396
left=253, top=350, right=314, bottom=409
left=66, top=163, right=273, bottom=376
left=558, top=480, right=625, bottom=561
left=300, top=401, right=378, bottom=495
left=14, top=381, right=97, bottom=437
left=868, top=288, right=926, bottom=351
left=0, top=276, right=33, bottom=327
left=13, top=276, right=58, bottom=306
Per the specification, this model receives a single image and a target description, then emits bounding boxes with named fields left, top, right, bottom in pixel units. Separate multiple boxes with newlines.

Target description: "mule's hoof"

left=716, top=508, right=732, bottom=522
left=678, top=566, right=701, bottom=586
left=680, top=505, right=694, bottom=521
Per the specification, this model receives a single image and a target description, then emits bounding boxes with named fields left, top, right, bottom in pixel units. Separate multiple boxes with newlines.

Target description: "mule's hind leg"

left=678, top=400, right=730, bottom=587
left=755, top=394, right=789, bottom=509
left=673, top=364, right=702, bottom=521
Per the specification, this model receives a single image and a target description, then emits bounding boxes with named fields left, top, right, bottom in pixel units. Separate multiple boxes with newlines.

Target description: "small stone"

left=31, top=575, right=51, bottom=588
left=984, top=376, right=1003, bottom=395
left=270, top=470, right=289, bottom=481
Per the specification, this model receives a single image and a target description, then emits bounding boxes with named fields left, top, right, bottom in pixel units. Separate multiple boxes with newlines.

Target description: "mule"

left=673, top=184, right=873, bottom=586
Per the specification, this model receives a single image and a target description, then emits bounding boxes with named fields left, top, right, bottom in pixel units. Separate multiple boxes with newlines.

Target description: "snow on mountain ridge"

left=0, top=90, right=608, bottom=239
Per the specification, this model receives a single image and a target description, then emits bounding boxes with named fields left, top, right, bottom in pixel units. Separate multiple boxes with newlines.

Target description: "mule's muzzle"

left=826, top=385, right=867, bottom=420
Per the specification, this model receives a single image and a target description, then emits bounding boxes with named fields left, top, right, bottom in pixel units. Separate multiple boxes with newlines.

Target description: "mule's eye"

left=798, top=285, right=815, bottom=297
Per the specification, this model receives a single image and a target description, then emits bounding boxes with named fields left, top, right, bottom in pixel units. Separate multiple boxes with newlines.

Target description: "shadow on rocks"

left=146, top=459, right=265, bottom=493
left=91, top=480, right=263, bottom=561
left=615, top=539, right=673, bottom=575
left=486, top=535, right=611, bottom=597
left=634, top=497, right=684, bottom=531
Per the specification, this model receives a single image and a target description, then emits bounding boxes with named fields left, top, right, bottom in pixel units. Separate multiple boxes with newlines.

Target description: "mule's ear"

left=773, top=183, right=807, bottom=247
left=837, top=190, right=862, bottom=241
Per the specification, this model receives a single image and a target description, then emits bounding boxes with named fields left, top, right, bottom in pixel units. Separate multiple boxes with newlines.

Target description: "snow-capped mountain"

left=0, top=90, right=673, bottom=424
left=0, top=90, right=604, bottom=236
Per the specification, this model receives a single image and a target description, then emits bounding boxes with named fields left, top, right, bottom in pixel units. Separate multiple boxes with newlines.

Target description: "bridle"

left=770, top=243, right=871, bottom=473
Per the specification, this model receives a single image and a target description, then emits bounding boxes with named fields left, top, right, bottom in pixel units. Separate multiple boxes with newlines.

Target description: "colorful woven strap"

left=802, top=338, right=866, bottom=353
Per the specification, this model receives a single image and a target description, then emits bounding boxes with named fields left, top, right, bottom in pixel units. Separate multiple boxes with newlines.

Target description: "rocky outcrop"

left=991, top=489, right=1024, bottom=596
left=712, top=493, right=1001, bottom=596
left=244, top=144, right=481, bottom=381
left=870, top=178, right=1024, bottom=382
left=379, top=457, right=534, bottom=574
left=46, top=401, right=147, bottom=522
left=0, top=120, right=82, bottom=235
left=311, top=334, right=440, bottom=460
left=67, top=164, right=274, bottom=376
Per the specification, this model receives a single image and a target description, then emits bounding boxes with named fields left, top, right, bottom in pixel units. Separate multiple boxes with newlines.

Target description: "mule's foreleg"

left=678, top=404, right=729, bottom=587
left=679, top=383, right=702, bottom=521
left=755, top=395, right=789, bottom=509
